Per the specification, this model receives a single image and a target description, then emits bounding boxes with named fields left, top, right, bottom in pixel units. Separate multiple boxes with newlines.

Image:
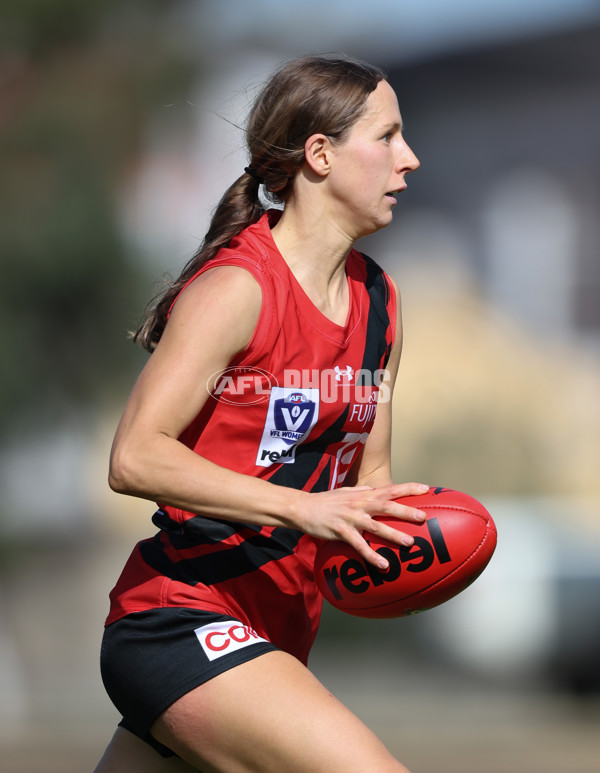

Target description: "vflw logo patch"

left=256, top=386, right=319, bottom=467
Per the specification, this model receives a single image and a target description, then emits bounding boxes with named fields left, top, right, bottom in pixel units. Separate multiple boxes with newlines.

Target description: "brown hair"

left=134, top=54, right=386, bottom=352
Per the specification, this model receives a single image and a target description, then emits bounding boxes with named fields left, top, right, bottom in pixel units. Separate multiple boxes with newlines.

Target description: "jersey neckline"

left=258, top=212, right=362, bottom=344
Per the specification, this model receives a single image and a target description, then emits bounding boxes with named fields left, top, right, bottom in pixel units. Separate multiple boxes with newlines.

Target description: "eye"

left=382, top=125, right=402, bottom=143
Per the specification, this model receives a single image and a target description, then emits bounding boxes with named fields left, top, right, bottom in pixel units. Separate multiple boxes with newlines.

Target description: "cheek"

left=351, top=152, right=388, bottom=190
left=330, top=147, right=388, bottom=205
left=364, top=148, right=393, bottom=181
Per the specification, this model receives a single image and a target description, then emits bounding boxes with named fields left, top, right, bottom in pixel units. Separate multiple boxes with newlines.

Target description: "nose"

left=397, top=140, right=420, bottom=174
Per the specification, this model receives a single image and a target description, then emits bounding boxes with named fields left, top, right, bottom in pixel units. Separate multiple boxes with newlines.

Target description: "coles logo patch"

left=194, top=621, right=268, bottom=662
left=256, top=386, right=319, bottom=467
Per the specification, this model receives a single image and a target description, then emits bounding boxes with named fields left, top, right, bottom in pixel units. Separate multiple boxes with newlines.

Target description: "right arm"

left=109, top=265, right=295, bottom=525
left=109, top=265, right=426, bottom=569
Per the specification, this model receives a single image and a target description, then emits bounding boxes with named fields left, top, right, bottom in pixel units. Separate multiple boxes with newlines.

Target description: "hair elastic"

left=244, top=166, right=265, bottom=185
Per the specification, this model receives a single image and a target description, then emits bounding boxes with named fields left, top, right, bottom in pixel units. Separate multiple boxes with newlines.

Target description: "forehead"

left=357, top=80, right=402, bottom=128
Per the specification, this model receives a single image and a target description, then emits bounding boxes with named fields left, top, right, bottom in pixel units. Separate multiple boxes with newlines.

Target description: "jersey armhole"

left=193, top=256, right=274, bottom=365
left=382, top=270, right=398, bottom=350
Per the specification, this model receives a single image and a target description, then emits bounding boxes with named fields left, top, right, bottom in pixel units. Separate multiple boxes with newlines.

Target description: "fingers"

left=302, top=482, right=431, bottom=571
left=367, top=497, right=427, bottom=523
left=344, top=529, right=393, bottom=572
left=347, top=483, right=430, bottom=571
left=382, top=481, right=430, bottom=499
left=360, top=482, right=428, bottom=523
left=345, top=516, right=411, bottom=571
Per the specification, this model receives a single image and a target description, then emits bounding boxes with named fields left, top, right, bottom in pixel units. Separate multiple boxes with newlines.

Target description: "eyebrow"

left=381, top=120, right=403, bottom=133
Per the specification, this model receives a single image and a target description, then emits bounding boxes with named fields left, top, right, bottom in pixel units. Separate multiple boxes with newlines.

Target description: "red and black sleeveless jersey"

left=106, top=212, right=397, bottom=664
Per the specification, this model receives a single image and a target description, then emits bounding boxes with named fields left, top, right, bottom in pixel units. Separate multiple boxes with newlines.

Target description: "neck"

left=270, top=199, right=353, bottom=325
left=271, top=197, right=353, bottom=283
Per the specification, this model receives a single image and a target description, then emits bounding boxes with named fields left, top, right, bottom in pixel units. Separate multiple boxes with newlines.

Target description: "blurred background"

left=1, top=1, right=600, bottom=770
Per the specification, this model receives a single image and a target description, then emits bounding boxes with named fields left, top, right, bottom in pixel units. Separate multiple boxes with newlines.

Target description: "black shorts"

left=100, top=607, right=279, bottom=757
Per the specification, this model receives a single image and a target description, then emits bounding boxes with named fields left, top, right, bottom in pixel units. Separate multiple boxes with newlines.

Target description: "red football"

left=314, top=487, right=497, bottom=618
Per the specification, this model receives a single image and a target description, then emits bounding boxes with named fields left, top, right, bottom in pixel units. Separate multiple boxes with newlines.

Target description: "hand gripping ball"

left=314, top=487, right=497, bottom=618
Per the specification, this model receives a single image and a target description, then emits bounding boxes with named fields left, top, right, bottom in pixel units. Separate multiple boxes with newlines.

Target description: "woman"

left=95, top=54, right=425, bottom=772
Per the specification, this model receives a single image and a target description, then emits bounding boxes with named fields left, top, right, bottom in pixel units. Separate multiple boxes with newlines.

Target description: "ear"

left=304, top=133, right=332, bottom=178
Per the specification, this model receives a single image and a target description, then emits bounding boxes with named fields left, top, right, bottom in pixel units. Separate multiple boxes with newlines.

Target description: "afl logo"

left=288, top=392, right=308, bottom=404
left=207, top=366, right=278, bottom=406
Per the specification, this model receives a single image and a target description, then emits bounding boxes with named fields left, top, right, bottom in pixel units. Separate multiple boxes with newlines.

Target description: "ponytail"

left=133, top=54, right=384, bottom=353
left=133, top=171, right=263, bottom=352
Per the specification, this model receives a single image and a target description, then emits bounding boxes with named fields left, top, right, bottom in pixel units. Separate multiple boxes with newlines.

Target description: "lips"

left=387, top=182, right=407, bottom=196
left=385, top=184, right=406, bottom=200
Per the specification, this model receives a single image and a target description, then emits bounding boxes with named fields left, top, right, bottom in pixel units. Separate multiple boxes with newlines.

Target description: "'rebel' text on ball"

left=321, top=517, right=451, bottom=601
left=314, top=487, right=498, bottom=618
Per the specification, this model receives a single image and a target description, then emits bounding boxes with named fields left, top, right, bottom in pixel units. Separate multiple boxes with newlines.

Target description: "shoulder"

left=352, top=250, right=399, bottom=308
left=352, top=251, right=402, bottom=355
left=165, top=264, right=263, bottom=356
left=173, top=263, right=262, bottom=316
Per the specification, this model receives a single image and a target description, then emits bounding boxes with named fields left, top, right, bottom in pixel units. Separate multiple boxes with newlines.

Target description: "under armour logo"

left=334, top=365, right=354, bottom=382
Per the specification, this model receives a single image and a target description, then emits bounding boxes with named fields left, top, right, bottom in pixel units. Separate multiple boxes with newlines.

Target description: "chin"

left=347, top=207, right=394, bottom=240
left=369, top=213, right=395, bottom=236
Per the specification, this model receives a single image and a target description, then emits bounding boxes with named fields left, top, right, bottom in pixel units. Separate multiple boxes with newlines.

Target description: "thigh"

left=151, top=650, right=411, bottom=773
left=94, top=727, right=197, bottom=773
left=101, top=608, right=277, bottom=743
